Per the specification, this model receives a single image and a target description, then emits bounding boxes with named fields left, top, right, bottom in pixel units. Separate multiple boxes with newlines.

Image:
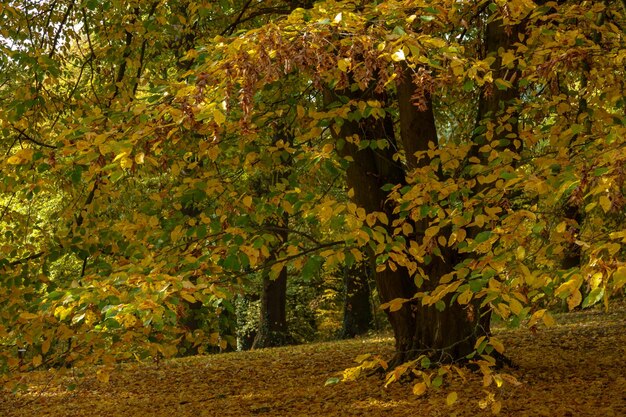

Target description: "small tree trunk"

left=252, top=124, right=293, bottom=348
left=340, top=260, right=373, bottom=338
left=252, top=260, right=291, bottom=348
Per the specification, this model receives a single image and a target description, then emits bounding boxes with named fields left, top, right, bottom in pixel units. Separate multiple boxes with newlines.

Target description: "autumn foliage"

left=1, top=0, right=626, bottom=403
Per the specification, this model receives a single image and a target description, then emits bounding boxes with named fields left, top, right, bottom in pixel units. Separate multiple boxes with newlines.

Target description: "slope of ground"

left=1, top=304, right=625, bottom=417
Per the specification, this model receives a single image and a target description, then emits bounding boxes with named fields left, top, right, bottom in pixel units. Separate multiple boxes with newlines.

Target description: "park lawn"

left=2, top=304, right=625, bottom=417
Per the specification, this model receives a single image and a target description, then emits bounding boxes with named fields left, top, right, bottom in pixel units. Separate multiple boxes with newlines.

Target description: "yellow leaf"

left=508, top=298, right=523, bottom=315
left=281, top=200, right=293, bottom=214
left=113, top=151, right=128, bottom=162
left=120, top=156, right=133, bottom=169
left=446, top=391, right=458, bottom=406
left=208, top=146, right=220, bottom=161
left=500, top=373, right=522, bottom=386
left=381, top=298, right=408, bottom=312
left=20, top=312, right=39, bottom=320
left=32, top=355, right=42, bottom=368
left=270, top=262, right=284, bottom=278
left=337, top=58, right=350, bottom=72
left=413, top=382, right=427, bottom=396
left=149, top=216, right=159, bottom=228
left=243, top=195, right=253, bottom=208
left=599, top=195, right=611, bottom=213
left=542, top=311, right=556, bottom=327
left=389, top=298, right=407, bottom=312
left=556, top=102, right=570, bottom=114
left=213, top=108, right=226, bottom=125
left=515, top=246, right=525, bottom=260
left=556, top=221, right=567, bottom=233
left=96, top=369, right=110, bottom=384
left=567, top=289, right=582, bottom=310
left=377, top=212, right=389, bottom=225
left=170, top=225, right=183, bottom=242
left=475, top=335, right=486, bottom=350
left=528, top=308, right=546, bottom=327
left=134, top=152, right=145, bottom=164
left=457, top=289, right=473, bottom=305
left=613, top=267, right=626, bottom=290
left=425, top=226, right=440, bottom=237
left=354, top=354, right=371, bottom=363
left=180, top=292, right=196, bottom=303
left=500, top=50, right=516, bottom=67
left=490, top=337, right=505, bottom=354
left=41, top=337, right=51, bottom=355
left=7, top=149, right=34, bottom=165
left=7, top=155, right=22, bottom=165
left=455, top=228, right=467, bottom=243
left=402, top=223, right=413, bottom=236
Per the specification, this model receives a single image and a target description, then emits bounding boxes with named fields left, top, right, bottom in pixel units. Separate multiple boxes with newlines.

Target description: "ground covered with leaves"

left=2, top=305, right=625, bottom=417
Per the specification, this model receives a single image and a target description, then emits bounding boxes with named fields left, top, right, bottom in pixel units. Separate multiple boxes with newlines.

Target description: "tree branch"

left=13, top=127, right=58, bottom=149
left=49, top=0, right=75, bottom=58
left=221, top=6, right=293, bottom=36
left=222, top=0, right=255, bottom=36
left=8, top=252, right=44, bottom=267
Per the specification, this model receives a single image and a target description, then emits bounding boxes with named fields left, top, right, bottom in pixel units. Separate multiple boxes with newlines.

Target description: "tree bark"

left=340, top=260, right=373, bottom=338
left=252, top=249, right=291, bottom=348
left=394, top=64, right=484, bottom=365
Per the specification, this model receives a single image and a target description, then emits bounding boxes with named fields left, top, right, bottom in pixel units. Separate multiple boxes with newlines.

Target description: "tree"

left=195, top=0, right=626, bottom=371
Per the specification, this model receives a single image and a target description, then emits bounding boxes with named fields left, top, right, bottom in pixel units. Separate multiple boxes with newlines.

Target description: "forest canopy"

left=1, top=0, right=625, bottom=394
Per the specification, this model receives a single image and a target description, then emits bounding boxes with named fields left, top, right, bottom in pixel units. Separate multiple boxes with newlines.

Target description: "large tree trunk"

left=393, top=65, right=485, bottom=365
left=325, top=83, right=482, bottom=365
left=326, top=6, right=525, bottom=365
left=469, top=6, right=524, bottom=335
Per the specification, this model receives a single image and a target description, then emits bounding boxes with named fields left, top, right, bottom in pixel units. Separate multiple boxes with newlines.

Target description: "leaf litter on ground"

left=1, top=303, right=625, bottom=417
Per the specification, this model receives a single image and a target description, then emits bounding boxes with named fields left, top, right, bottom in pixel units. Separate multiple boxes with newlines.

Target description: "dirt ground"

left=2, top=305, right=625, bottom=417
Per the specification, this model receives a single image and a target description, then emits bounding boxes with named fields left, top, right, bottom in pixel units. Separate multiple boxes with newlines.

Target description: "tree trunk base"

left=251, top=329, right=294, bottom=349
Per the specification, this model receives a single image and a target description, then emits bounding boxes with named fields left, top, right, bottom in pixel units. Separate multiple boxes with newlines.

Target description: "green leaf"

left=222, top=254, right=240, bottom=271
left=325, top=377, right=340, bottom=386
left=474, top=231, right=492, bottom=243
left=582, top=287, right=604, bottom=308
left=302, top=256, right=321, bottom=281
